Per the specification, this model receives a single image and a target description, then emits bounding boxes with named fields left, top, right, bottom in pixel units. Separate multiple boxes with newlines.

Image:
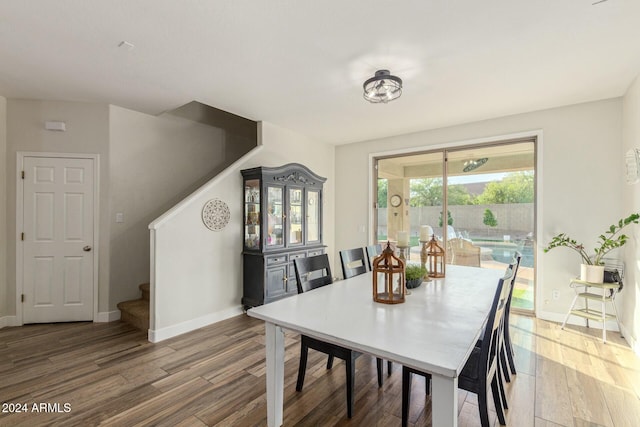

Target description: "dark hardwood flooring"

left=0, top=313, right=639, bottom=426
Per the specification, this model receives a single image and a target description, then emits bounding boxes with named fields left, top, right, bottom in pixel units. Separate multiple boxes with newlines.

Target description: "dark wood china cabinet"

left=241, top=163, right=326, bottom=308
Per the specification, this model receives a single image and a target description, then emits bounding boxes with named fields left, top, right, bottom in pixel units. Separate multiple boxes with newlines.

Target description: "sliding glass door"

left=374, top=139, right=536, bottom=312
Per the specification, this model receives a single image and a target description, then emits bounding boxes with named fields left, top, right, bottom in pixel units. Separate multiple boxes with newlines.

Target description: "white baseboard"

left=148, top=306, right=244, bottom=343
left=619, top=323, right=640, bottom=356
left=96, top=310, right=121, bottom=323
left=0, top=315, right=20, bottom=328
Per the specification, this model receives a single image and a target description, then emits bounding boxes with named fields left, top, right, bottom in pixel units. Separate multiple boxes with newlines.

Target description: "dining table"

left=247, top=264, right=504, bottom=426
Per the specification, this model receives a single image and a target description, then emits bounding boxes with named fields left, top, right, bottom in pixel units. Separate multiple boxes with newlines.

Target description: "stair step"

left=117, top=299, right=149, bottom=331
left=139, top=283, right=150, bottom=301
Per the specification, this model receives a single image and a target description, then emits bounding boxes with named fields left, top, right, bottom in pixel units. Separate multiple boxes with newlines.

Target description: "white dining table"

left=247, top=264, right=504, bottom=426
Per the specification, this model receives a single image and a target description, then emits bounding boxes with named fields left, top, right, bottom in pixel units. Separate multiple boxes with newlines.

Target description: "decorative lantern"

left=372, top=242, right=406, bottom=304
left=426, top=235, right=445, bottom=278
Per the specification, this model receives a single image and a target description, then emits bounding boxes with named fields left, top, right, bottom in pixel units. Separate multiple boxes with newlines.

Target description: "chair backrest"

left=478, top=266, right=514, bottom=377
left=504, top=251, right=522, bottom=315
left=294, top=254, right=333, bottom=294
left=365, top=244, right=383, bottom=270
left=340, top=247, right=368, bottom=279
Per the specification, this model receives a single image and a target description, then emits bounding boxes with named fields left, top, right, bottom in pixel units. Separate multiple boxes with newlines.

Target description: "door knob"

left=83, top=246, right=92, bottom=252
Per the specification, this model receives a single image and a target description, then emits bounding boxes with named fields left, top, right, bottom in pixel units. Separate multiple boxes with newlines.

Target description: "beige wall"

left=5, top=100, right=111, bottom=318
left=150, top=120, right=335, bottom=339
left=622, top=75, right=640, bottom=351
left=0, top=99, right=254, bottom=323
left=109, top=105, right=252, bottom=307
left=378, top=204, right=535, bottom=238
left=336, top=99, right=624, bottom=326
left=0, top=96, right=6, bottom=320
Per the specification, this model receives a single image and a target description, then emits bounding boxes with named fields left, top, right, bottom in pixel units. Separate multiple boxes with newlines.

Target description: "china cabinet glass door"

left=306, top=189, right=320, bottom=243
left=266, top=186, right=284, bottom=247
left=288, top=187, right=303, bottom=245
left=244, top=179, right=261, bottom=249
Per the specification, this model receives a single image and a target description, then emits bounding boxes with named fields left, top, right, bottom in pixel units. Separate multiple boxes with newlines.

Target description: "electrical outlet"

left=552, top=289, right=560, bottom=300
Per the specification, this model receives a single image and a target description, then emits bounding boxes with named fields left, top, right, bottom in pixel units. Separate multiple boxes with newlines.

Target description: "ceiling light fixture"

left=463, top=157, right=488, bottom=172
left=363, top=70, right=402, bottom=104
left=118, top=40, right=135, bottom=51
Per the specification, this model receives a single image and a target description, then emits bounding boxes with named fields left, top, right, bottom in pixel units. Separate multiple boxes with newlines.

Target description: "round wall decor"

left=202, top=199, right=230, bottom=231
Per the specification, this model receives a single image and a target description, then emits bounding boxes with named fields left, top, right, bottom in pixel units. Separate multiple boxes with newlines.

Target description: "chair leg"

left=327, top=354, right=335, bottom=369
left=296, top=342, right=308, bottom=392
left=500, top=343, right=511, bottom=383
left=346, top=353, right=356, bottom=418
left=497, top=358, right=509, bottom=410
left=425, top=374, right=431, bottom=395
left=401, top=367, right=412, bottom=427
left=505, top=331, right=517, bottom=375
left=491, top=375, right=507, bottom=425
left=387, top=360, right=393, bottom=375
left=376, top=358, right=383, bottom=387
left=478, top=380, right=491, bottom=427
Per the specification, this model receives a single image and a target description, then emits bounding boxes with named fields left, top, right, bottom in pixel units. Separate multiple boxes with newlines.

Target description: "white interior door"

left=22, top=156, right=95, bottom=323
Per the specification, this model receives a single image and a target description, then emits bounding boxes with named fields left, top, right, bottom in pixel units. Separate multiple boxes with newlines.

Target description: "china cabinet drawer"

left=307, top=249, right=324, bottom=257
left=266, top=254, right=288, bottom=265
left=289, top=251, right=307, bottom=261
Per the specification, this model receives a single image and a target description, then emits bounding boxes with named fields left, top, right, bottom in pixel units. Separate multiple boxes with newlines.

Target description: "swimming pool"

left=476, top=242, right=534, bottom=268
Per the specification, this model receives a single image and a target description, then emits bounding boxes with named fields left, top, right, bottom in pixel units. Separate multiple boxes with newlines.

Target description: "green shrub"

left=405, top=264, right=427, bottom=280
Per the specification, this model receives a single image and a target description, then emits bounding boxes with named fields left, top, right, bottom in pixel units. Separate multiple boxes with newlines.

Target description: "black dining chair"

left=502, top=251, right=522, bottom=379
left=491, top=252, right=521, bottom=412
left=339, top=247, right=368, bottom=279
left=401, top=266, right=514, bottom=427
left=365, top=244, right=383, bottom=270
left=293, top=254, right=383, bottom=418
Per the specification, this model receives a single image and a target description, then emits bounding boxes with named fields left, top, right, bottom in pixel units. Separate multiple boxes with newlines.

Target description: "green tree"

left=409, top=178, right=473, bottom=206
left=476, top=171, right=534, bottom=204
left=439, top=209, right=453, bottom=227
left=483, top=209, right=498, bottom=235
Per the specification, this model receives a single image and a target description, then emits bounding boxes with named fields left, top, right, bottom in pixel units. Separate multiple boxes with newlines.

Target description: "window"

left=374, top=139, right=536, bottom=312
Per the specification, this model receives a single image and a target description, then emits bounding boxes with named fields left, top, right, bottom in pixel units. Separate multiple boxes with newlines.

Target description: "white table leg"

left=265, top=322, right=285, bottom=427
left=432, top=374, right=458, bottom=426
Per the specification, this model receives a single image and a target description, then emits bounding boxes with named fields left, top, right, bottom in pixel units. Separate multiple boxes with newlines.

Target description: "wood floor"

left=1, top=314, right=639, bottom=427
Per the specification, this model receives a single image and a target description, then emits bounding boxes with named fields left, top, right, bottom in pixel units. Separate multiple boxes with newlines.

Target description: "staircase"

left=117, top=283, right=150, bottom=331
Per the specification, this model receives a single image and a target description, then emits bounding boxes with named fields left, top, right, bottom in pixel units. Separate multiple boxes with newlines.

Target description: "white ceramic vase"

left=580, top=264, right=605, bottom=283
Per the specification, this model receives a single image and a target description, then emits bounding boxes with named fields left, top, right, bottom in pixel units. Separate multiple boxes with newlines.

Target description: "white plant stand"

left=561, top=278, right=623, bottom=343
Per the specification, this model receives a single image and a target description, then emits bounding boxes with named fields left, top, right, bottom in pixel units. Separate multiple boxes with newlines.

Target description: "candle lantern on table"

left=419, top=226, right=433, bottom=280
left=426, top=235, right=445, bottom=278
left=372, top=242, right=406, bottom=304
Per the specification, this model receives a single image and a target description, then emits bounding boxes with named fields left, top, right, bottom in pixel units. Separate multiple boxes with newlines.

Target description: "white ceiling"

left=1, top=1, right=639, bottom=145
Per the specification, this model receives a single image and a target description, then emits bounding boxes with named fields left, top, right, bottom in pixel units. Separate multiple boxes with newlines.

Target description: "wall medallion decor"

left=202, top=199, right=230, bottom=231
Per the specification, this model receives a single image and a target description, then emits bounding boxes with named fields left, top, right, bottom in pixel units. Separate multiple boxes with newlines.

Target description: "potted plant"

left=405, top=264, right=427, bottom=289
left=543, top=213, right=639, bottom=282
